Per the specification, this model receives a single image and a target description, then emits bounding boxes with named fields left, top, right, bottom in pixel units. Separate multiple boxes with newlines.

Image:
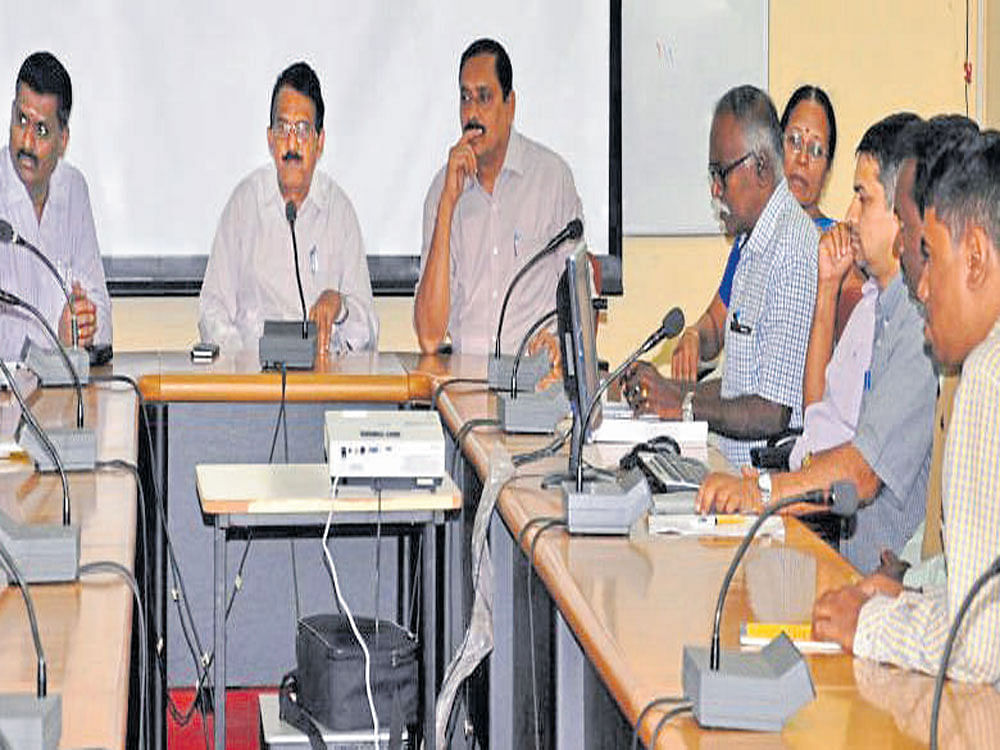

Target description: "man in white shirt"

left=0, top=51, right=111, bottom=359
left=199, top=62, right=377, bottom=354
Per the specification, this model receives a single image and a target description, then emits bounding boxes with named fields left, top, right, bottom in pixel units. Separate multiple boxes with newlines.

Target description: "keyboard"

left=635, top=451, right=708, bottom=492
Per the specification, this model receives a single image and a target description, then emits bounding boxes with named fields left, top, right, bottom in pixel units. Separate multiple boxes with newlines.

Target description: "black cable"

left=431, top=377, right=489, bottom=411
left=929, top=554, right=1000, bottom=749
left=80, top=560, right=148, bottom=750
left=631, top=695, right=688, bottom=750
left=0, top=358, right=71, bottom=525
left=509, top=307, right=558, bottom=394
left=0, top=538, right=46, bottom=697
left=525, top=517, right=567, bottom=750
left=450, top=417, right=500, bottom=467
left=648, top=704, right=693, bottom=748
left=407, top=532, right=423, bottom=634
left=512, top=427, right=571, bottom=467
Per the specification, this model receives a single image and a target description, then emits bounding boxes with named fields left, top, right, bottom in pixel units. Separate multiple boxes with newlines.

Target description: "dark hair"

left=270, top=61, right=324, bottom=132
left=714, top=85, right=783, bottom=173
left=896, top=115, right=980, bottom=211
left=921, top=129, right=1000, bottom=249
left=16, top=51, right=72, bottom=129
left=780, top=85, right=837, bottom=164
left=855, top=112, right=921, bottom=209
left=460, top=38, right=513, bottom=100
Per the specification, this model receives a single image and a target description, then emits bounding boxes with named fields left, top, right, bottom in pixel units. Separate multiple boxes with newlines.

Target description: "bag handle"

left=278, top=671, right=327, bottom=750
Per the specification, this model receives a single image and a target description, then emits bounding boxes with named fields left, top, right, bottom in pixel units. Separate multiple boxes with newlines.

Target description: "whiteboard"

left=622, top=1, right=768, bottom=235
left=0, top=2, right=609, bottom=263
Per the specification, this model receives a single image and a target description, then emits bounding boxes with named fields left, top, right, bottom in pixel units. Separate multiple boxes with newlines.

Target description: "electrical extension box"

left=324, top=409, right=445, bottom=489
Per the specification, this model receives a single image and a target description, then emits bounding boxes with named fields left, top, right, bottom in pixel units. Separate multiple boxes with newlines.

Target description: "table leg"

left=422, top=521, right=437, bottom=747
left=213, top=517, right=227, bottom=749
left=555, top=610, right=585, bottom=749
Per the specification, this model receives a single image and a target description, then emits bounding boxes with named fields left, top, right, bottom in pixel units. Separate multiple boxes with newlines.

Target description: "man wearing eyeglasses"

left=414, top=38, right=584, bottom=356
left=199, top=61, right=378, bottom=354
left=0, top=51, right=111, bottom=359
left=624, top=85, right=818, bottom=468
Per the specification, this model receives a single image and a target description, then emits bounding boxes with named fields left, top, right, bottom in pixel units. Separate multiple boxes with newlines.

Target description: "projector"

left=324, top=409, right=445, bottom=489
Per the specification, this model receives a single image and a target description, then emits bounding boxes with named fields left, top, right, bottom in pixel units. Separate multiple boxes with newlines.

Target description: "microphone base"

left=487, top=353, right=548, bottom=393
left=16, top=425, right=97, bottom=472
left=258, top=320, right=317, bottom=370
left=497, top=388, right=570, bottom=434
left=0, top=693, right=61, bottom=750
left=23, top=343, right=89, bottom=386
left=560, top=468, right=651, bottom=535
left=0, top=511, right=80, bottom=584
left=682, top=634, right=815, bottom=732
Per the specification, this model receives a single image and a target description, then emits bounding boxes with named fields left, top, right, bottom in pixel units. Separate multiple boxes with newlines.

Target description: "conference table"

left=1, top=349, right=992, bottom=750
left=0, top=374, right=138, bottom=750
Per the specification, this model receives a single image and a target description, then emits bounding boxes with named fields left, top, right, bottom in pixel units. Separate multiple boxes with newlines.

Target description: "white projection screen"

left=0, top=2, right=612, bottom=292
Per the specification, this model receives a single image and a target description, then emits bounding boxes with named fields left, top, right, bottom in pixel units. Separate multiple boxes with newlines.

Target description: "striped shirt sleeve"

left=853, top=324, right=1000, bottom=683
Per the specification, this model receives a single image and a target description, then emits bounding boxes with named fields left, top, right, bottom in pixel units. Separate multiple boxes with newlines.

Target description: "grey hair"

left=714, top=85, right=783, bottom=179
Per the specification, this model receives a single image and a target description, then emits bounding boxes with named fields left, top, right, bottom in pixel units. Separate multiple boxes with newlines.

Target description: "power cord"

left=431, top=377, right=489, bottom=411
left=649, top=703, right=693, bottom=747
left=450, top=418, right=501, bottom=467
left=631, top=695, right=688, bottom=750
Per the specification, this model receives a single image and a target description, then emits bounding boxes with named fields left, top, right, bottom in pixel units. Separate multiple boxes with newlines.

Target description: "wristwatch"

left=681, top=390, right=695, bottom=422
left=757, top=471, right=772, bottom=506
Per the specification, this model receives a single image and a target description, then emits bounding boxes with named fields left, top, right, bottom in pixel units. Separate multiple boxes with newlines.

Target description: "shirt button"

left=492, top=246, right=498, bottom=256
left=492, top=291, right=497, bottom=300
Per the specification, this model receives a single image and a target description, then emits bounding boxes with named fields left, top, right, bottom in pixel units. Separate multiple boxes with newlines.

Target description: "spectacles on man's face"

left=271, top=119, right=315, bottom=141
left=708, top=151, right=753, bottom=189
left=785, top=130, right=827, bottom=161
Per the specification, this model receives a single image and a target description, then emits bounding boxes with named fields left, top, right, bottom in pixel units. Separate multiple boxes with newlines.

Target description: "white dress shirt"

left=0, top=146, right=112, bottom=359
left=199, top=164, right=378, bottom=353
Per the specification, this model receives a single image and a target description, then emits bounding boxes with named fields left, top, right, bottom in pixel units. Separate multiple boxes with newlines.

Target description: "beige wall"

left=112, top=0, right=977, bottom=364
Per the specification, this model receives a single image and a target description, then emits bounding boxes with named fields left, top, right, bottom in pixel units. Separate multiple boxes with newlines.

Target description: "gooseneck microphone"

left=0, top=288, right=85, bottom=430
left=0, top=218, right=79, bottom=347
left=572, top=307, right=685, bottom=490
left=708, top=481, right=860, bottom=670
left=494, top=218, right=583, bottom=358
left=285, top=201, right=309, bottom=339
left=509, top=308, right=558, bottom=398
left=0, top=539, right=48, bottom=699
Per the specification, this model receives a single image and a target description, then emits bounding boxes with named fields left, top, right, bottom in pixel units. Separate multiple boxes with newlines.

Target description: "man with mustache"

left=199, top=62, right=377, bottom=354
left=414, top=38, right=583, bottom=356
left=697, top=113, right=939, bottom=575
left=812, top=130, right=1000, bottom=685
left=0, top=51, right=111, bottom=358
left=624, top=86, right=818, bottom=468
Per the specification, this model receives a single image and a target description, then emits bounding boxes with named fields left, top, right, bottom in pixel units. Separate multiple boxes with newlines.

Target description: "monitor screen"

left=557, top=244, right=599, bottom=475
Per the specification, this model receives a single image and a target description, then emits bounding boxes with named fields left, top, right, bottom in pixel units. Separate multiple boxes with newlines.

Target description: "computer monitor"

left=556, top=245, right=599, bottom=477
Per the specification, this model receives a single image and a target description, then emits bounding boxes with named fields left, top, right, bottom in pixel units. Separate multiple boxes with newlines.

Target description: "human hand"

left=817, top=223, right=854, bottom=287
left=59, top=282, right=97, bottom=347
left=812, top=584, right=872, bottom=652
left=695, top=466, right=762, bottom=515
left=442, top=130, right=479, bottom=207
left=309, top=289, right=343, bottom=355
left=528, top=328, right=562, bottom=391
left=870, top=548, right=910, bottom=585
left=622, top=361, right=683, bottom=419
left=671, top=327, right=701, bottom=382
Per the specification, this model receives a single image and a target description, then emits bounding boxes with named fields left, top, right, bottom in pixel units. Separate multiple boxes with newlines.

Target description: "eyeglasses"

left=708, top=152, right=753, bottom=187
left=460, top=86, right=496, bottom=108
left=785, top=131, right=827, bottom=161
left=271, top=119, right=315, bottom=140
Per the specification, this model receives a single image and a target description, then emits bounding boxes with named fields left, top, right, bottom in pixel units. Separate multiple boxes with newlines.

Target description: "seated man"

left=624, top=85, right=818, bottom=468
left=813, top=130, right=1000, bottom=684
left=789, top=113, right=920, bottom=470
left=696, top=114, right=938, bottom=575
left=414, top=38, right=583, bottom=356
left=0, top=51, right=111, bottom=358
left=199, top=62, right=377, bottom=354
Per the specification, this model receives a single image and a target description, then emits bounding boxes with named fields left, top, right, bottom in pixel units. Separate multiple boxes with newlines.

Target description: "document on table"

left=647, top=512, right=785, bottom=540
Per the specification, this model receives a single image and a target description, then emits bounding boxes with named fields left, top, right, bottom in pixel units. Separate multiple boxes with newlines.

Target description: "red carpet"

left=168, top=687, right=276, bottom=749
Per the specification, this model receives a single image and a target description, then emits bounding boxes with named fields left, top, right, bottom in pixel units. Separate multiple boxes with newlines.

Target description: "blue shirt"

left=718, top=215, right=833, bottom=307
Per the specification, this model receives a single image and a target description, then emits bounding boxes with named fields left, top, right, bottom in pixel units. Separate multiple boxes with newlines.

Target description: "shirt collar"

left=465, top=128, right=526, bottom=194
left=0, top=143, right=66, bottom=226
left=265, top=161, right=325, bottom=218
left=875, top=272, right=906, bottom=320
left=739, top=177, right=793, bottom=260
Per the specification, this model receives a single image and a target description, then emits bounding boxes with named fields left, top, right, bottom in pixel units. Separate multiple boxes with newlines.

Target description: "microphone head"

left=660, top=307, right=686, bottom=339
left=285, top=200, right=297, bottom=224
left=566, top=218, right=583, bottom=240
left=0, top=219, right=12, bottom=243
left=828, top=481, right=859, bottom=517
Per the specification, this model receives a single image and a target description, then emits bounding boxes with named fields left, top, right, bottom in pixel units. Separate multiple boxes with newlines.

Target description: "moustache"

left=282, top=152, right=302, bottom=163
left=17, top=149, right=38, bottom=167
left=711, top=197, right=730, bottom=219
left=463, top=121, right=486, bottom=135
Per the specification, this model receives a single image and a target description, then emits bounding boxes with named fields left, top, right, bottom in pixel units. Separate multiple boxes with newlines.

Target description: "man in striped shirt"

left=813, top=130, right=1000, bottom=683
